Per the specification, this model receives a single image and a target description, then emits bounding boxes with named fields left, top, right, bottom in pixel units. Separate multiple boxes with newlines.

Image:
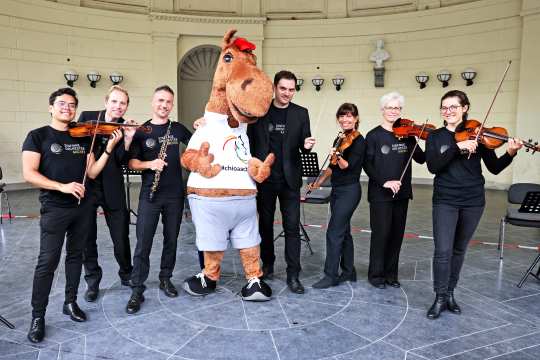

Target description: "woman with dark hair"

left=310, top=103, right=366, bottom=289
left=425, top=90, right=522, bottom=319
left=363, top=92, right=425, bottom=290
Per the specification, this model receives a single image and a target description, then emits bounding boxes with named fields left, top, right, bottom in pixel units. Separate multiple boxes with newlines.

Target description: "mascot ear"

left=222, top=29, right=237, bottom=49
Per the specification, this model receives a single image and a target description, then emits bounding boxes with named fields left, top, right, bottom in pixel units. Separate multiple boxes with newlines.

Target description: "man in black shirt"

left=78, top=85, right=135, bottom=302
left=126, top=85, right=192, bottom=314
left=22, top=87, right=122, bottom=343
left=248, top=70, right=316, bottom=294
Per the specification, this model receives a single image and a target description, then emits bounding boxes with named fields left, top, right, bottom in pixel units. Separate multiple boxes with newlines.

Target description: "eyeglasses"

left=54, top=101, right=77, bottom=110
left=440, top=105, right=461, bottom=113
left=384, top=106, right=402, bottom=112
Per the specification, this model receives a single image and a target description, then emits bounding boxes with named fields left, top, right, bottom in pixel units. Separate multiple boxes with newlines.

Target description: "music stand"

left=519, top=191, right=540, bottom=213
left=0, top=315, right=14, bottom=329
left=274, top=152, right=327, bottom=255
left=516, top=191, right=540, bottom=287
left=122, top=165, right=142, bottom=225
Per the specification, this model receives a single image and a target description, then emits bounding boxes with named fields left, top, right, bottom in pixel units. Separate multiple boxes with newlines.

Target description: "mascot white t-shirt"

left=186, top=111, right=256, bottom=190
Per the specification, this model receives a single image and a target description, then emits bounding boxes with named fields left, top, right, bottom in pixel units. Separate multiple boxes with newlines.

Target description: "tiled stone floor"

left=0, top=184, right=539, bottom=359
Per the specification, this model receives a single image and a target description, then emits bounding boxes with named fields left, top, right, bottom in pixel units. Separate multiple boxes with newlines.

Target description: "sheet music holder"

left=518, top=191, right=540, bottom=213
left=300, top=152, right=320, bottom=178
left=122, top=165, right=142, bottom=224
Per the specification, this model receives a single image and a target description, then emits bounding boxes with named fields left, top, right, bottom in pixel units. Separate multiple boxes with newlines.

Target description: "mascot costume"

left=181, top=29, right=275, bottom=301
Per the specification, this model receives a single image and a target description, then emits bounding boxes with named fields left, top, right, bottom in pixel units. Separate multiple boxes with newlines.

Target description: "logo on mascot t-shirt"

left=223, top=134, right=249, bottom=164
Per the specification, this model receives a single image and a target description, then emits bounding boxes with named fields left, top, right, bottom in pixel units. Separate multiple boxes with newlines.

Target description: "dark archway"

left=177, top=45, right=221, bottom=129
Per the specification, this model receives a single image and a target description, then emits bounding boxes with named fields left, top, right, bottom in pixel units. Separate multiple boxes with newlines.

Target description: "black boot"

left=63, top=302, right=87, bottom=322
left=447, top=290, right=461, bottom=314
left=27, top=317, right=45, bottom=343
left=159, top=279, right=179, bottom=298
left=427, top=294, right=447, bottom=319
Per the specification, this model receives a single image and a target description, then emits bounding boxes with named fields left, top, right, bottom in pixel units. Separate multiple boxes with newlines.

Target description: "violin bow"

left=78, top=117, right=101, bottom=205
left=393, top=119, right=428, bottom=198
left=303, top=131, right=343, bottom=199
left=468, top=60, right=512, bottom=159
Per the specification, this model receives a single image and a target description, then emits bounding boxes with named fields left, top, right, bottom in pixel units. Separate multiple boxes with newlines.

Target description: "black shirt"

left=22, top=125, right=91, bottom=207
left=329, top=132, right=366, bottom=186
left=363, top=125, right=426, bottom=202
left=77, top=110, right=127, bottom=196
left=426, top=127, right=514, bottom=207
left=267, top=104, right=287, bottom=183
left=130, top=120, right=191, bottom=198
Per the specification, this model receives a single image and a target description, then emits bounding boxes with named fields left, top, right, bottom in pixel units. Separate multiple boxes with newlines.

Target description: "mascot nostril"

left=181, top=29, right=274, bottom=302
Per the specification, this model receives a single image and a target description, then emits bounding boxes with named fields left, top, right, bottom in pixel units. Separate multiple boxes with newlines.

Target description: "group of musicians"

left=21, top=70, right=524, bottom=343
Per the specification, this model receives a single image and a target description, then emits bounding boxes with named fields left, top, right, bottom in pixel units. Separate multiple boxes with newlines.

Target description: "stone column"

left=513, top=0, right=540, bottom=182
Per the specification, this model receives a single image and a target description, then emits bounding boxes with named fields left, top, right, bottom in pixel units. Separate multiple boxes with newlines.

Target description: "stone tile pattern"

left=0, top=185, right=539, bottom=359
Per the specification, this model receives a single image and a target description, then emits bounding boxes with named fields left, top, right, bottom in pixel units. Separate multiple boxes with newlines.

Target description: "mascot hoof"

left=183, top=273, right=217, bottom=296
left=241, top=277, right=272, bottom=301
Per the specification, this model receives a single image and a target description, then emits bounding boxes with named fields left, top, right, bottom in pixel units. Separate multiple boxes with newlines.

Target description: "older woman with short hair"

left=363, top=91, right=426, bottom=289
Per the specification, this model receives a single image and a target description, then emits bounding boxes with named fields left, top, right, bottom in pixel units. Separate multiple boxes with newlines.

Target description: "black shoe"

left=62, top=302, right=87, bottom=322
left=338, top=270, right=357, bottom=283
left=287, top=276, right=305, bottom=294
left=126, top=293, right=145, bottom=314
left=369, top=280, right=386, bottom=289
left=447, top=291, right=461, bottom=314
left=261, top=264, right=274, bottom=280
left=385, top=279, right=401, bottom=288
left=27, top=317, right=45, bottom=343
left=312, top=276, right=338, bottom=289
left=427, top=294, right=448, bottom=319
left=183, top=272, right=217, bottom=296
left=159, top=279, right=179, bottom=298
left=241, top=277, right=272, bottom=301
left=84, top=288, right=99, bottom=302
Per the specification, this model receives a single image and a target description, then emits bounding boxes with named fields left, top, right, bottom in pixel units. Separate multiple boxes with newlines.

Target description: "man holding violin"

left=78, top=85, right=135, bottom=303
left=22, top=87, right=123, bottom=343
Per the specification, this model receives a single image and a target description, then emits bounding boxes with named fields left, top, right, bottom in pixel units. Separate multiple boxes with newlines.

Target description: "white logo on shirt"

left=50, top=143, right=63, bottom=154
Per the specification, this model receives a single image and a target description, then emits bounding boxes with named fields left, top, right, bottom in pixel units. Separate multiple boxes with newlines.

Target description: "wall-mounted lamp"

left=64, top=70, right=79, bottom=87
left=415, top=72, right=429, bottom=89
left=437, top=70, right=451, bottom=87
left=295, top=78, right=304, bottom=91
left=332, top=75, right=345, bottom=91
left=461, top=68, right=476, bottom=86
left=87, top=71, right=101, bottom=88
left=109, top=72, right=124, bottom=85
left=312, top=75, right=324, bottom=91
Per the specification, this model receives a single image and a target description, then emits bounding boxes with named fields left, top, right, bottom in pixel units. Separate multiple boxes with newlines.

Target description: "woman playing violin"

left=425, top=90, right=522, bottom=319
left=310, top=103, right=366, bottom=289
left=363, top=92, right=426, bottom=289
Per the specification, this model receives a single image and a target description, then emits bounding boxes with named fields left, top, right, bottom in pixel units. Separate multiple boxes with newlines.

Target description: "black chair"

left=498, top=183, right=540, bottom=260
left=274, top=152, right=332, bottom=255
left=0, top=166, right=12, bottom=225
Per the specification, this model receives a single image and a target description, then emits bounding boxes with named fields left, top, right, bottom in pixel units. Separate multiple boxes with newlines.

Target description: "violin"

left=454, top=119, right=539, bottom=154
left=330, top=129, right=361, bottom=165
left=392, top=118, right=436, bottom=140
left=68, top=121, right=151, bottom=138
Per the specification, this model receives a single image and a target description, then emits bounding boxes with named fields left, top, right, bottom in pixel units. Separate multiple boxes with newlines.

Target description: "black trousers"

left=324, top=183, right=361, bottom=280
left=432, top=203, right=484, bottom=294
left=131, top=193, right=183, bottom=294
left=31, top=202, right=92, bottom=318
left=368, top=199, right=409, bottom=284
left=83, top=187, right=132, bottom=289
left=257, top=181, right=301, bottom=276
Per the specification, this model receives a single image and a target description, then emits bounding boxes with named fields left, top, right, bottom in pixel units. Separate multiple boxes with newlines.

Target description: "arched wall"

left=1, top=0, right=538, bottom=188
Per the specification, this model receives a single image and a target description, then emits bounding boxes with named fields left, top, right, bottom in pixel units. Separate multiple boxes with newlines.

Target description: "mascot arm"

left=181, top=142, right=221, bottom=178
left=247, top=153, right=275, bottom=183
